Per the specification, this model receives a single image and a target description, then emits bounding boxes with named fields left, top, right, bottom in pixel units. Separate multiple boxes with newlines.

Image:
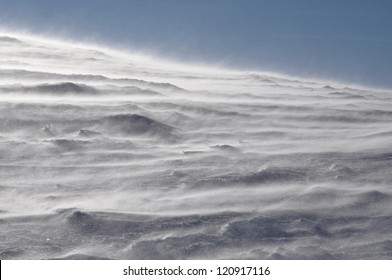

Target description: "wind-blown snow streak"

left=0, top=33, right=391, bottom=260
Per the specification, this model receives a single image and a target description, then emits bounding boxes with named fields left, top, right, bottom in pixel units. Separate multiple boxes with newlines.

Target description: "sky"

left=0, top=0, right=391, bottom=88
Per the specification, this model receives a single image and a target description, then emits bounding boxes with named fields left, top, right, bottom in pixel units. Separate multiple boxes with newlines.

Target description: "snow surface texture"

left=0, top=33, right=391, bottom=260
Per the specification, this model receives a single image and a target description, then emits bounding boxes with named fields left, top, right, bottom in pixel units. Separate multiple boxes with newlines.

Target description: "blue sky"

left=0, top=0, right=391, bottom=88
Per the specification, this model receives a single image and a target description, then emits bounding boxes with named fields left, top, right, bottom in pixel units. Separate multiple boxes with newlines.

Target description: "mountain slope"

left=0, top=32, right=391, bottom=259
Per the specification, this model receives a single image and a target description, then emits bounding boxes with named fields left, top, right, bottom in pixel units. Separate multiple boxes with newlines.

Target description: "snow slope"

left=0, top=33, right=391, bottom=259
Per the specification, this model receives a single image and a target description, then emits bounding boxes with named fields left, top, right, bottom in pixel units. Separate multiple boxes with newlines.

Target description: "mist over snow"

left=0, top=32, right=392, bottom=260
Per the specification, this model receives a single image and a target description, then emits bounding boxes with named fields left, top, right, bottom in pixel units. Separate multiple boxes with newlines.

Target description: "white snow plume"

left=1, top=32, right=392, bottom=260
